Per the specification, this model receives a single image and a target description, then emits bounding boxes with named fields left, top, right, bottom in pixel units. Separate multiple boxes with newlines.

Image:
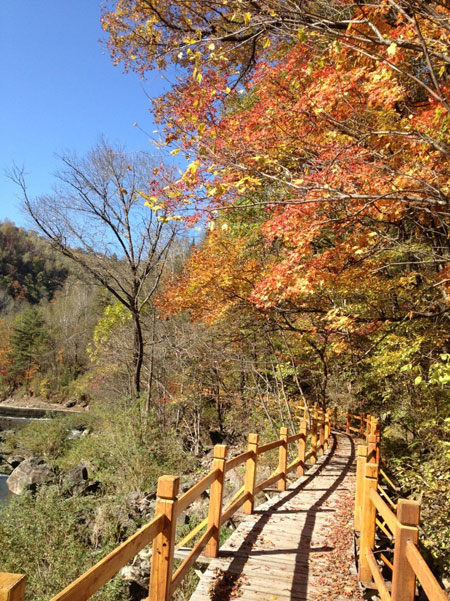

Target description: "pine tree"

left=10, top=307, right=48, bottom=380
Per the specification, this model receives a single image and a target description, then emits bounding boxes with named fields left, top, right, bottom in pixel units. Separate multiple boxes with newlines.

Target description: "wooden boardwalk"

left=190, top=432, right=362, bottom=601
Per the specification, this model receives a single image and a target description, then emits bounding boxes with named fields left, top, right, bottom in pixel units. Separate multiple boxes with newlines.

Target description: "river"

left=0, top=473, right=11, bottom=505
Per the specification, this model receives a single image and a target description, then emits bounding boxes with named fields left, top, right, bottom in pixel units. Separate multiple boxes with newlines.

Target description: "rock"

left=126, top=492, right=156, bottom=521
left=7, top=457, right=55, bottom=495
left=120, top=547, right=151, bottom=600
left=67, top=428, right=84, bottom=440
left=0, top=457, right=12, bottom=475
left=63, top=463, right=101, bottom=497
left=9, top=455, right=25, bottom=469
left=64, top=399, right=77, bottom=408
left=65, top=463, right=89, bottom=486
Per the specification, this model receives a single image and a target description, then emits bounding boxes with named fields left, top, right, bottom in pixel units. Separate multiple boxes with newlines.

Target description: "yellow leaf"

left=244, top=12, right=251, bottom=25
left=170, top=148, right=181, bottom=155
left=387, top=42, right=397, bottom=56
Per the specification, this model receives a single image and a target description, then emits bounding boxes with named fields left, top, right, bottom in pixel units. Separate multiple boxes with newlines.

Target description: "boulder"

left=10, top=455, right=25, bottom=469
left=120, top=548, right=151, bottom=600
left=65, top=463, right=89, bottom=486
left=67, top=428, right=84, bottom=440
left=64, top=399, right=77, bottom=408
left=7, top=457, right=55, bottom=495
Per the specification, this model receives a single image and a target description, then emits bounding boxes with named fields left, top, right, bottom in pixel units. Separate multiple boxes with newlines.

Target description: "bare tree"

left=11, top=140, right=181, bottom=399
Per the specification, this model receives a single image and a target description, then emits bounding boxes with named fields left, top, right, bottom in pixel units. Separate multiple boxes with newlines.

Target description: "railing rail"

left=2, top=404, right=446, bottom=601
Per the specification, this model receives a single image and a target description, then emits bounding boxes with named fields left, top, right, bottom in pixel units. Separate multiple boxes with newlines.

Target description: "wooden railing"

left=353, top=436, right=447, bottom=601
left=2, top=405, right=446, bottom=601
left=0, top=410, right=332, bottom=601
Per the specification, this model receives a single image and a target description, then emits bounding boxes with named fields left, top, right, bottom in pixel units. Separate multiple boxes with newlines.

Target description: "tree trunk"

left=132, top=310, right=144, bottom=399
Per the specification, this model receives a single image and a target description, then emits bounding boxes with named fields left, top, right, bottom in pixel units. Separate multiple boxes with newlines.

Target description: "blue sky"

left=0, top=1, right=174, bottom=227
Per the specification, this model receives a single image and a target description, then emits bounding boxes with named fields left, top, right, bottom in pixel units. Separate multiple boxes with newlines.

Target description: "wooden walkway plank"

left=189, top=432, right=363, bottom=601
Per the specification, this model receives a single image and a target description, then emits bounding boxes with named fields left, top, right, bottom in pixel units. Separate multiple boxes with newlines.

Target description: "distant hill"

left=0, top=221, right=68, bottom=311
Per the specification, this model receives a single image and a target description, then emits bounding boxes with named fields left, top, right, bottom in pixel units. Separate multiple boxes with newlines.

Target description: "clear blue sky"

left=0, top=1, right=173, bottom=227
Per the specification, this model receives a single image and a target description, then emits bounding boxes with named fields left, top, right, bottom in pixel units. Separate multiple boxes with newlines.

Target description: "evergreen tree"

left=10, top=307, right=48, bottom=381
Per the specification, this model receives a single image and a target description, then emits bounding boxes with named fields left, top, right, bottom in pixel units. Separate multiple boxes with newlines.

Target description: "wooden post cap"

left=397, top=499, right=420, bottom=526
left=0, top=573, right=26, bottom=601
left=213, top=444, right=228, bottom=460
left=248, top=433, right=259, bottom=444
left=156, top=475, right=179, bottom=499
left=280, top=427, right=288, bottom=435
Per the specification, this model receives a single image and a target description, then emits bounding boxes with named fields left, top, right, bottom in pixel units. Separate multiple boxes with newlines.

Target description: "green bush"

left=0, top=487, right=129, bottom=601
left=58, top=400, right=195, bottom=494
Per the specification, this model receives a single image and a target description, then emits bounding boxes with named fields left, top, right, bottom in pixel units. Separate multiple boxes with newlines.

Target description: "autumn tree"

left=11, top=140, right=182, bottom=399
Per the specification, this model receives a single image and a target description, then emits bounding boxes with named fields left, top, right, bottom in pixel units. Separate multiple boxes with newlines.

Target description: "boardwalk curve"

left=190, top=432, right=361, bottom=601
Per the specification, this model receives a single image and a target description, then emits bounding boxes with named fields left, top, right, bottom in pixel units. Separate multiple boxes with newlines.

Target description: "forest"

left=0, top=0, right=449, bottom=599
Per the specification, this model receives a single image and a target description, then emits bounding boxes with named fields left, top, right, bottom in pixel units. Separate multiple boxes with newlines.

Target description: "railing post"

left=205, top=444, right=228, bottom=558
left=333, top=407, right=337, bottom=429
left=346, top=411, right=351, bottom=434
left=243, top=433, right=259, bottom=514
left=367, top=433, right=378, bottom=468
left=354, top=445, right=367, bottom=531
left=0, top=574, right=26, bottom=601
left=374, top=419, right=381, bottom=466
left=360, top=412, right=365, bottom=437
left=149, top=475, right=179, bottom=601
left=366, top=414, right=371, bottom=441
left=319, top=416, right=325, bottom=456
left=278, top=427, right=288, bottom=491
left=391, top=499, right=420, bottom=601
left=324, top=409, right=330, bottom=450
left=297, top=419, right=307, bottom=476
left=311, top=418, right=318, bottom=464
left=359, top=462, right=379, bottom=583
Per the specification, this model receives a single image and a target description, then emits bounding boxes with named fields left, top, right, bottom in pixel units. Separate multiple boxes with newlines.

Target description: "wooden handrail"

left=254, top=470, right=282, bottom=494
left=405, top=541, right=447, bottom=601
left=377, top=483, right=396, bottom=510
left=369, top=488, right=400, bottom=533
left=221, top=491, right=250, bottom=523
left=49, top=514, right=164, bottom=601
left=225, top=450, right=253, bottom=473
left=258, top=439, right=283, bottom=454
left=366, top=549, right=391, bottom=601
left=357, top=435, right=447, bottom=601
left=177, top=469, right=219, bottom=514
left=380, top=468, right=398, bottom=491
left=176, top=484, right=246, bottom=550
left=170, top=526, right=214, bottom=594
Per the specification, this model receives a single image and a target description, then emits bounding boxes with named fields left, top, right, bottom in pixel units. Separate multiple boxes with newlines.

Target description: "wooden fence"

left=1, top=405, right=446, bottom=601
left=351, top=421, right=447, bottom=601
left=0, top=409, right=332, bottom=601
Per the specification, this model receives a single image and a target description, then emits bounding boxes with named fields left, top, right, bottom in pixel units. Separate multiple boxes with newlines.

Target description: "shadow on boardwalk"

left=193, top=432, right=356, bottom=601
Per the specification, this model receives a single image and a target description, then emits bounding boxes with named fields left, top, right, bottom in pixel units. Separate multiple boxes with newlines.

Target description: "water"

left=0, top=474, right=11, bottom=505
